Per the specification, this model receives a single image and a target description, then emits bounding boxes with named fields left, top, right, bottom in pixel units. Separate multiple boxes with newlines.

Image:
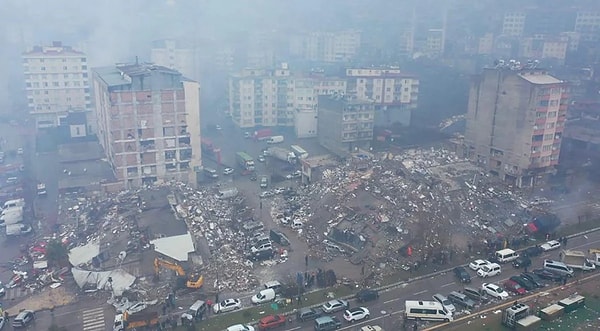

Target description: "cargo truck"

left=589, top=249, right=600, bottom=266
left=560, top=250, right=596, bottom=271
left=254, top=129, right=273, bottom=141
left=113, top=310, right=159, bottom=331
left=5, top=224, right=32, bottom=236
left=267, top=135, right=284, bottom=144
left=236, top=152, right=255, bottom=172
left=268, top=147, right=296, bottom=164
left=290, top=145, right=309, bottom=159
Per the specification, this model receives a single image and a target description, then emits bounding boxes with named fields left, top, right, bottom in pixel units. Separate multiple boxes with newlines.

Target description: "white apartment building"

left=151, top=39, right=198, bottom=80
left=575, top=11, right=600, bottom=42
left=22, top=41, right=91, bottom=130
left=291, top=30, right=362, bottom=63
left=502, top=12, right=526, bottom=37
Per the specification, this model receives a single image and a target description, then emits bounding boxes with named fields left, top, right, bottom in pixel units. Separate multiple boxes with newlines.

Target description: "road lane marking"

left=384, top=297, right=401, bottom=304
left=413, top=289, right=428, bottom=295
left=441, top=282, right=453, bottom=287
left=284, top=327, right=301, bottom=331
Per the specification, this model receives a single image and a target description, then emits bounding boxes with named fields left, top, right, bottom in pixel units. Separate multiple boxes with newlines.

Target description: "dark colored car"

left=250, top=174, right=258, bottom=181
left=512, top=256, right=531, bottom=268
left=504, top=280, right=527, bottom=295
left=462, top=287, right=489, bottom=303
left=296, top=308, right=323, bottom=322
left=454, top=266, right=471, bottom=283
left=509, top=275, right=536, bottom=291
left=521, top=272, right=546, bottom=288
left=269, top=229, right=290, bottom=246
left=355, top=289, right=379, bottom=303
left=533, top=268, right=563, bottom=282
left=524, top=246, right=543, bottom=257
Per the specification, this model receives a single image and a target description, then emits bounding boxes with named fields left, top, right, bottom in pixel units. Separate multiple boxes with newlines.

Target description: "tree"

left=46, top=239, right=69, bottom=267
left=48, top=325, right=67, bottom=331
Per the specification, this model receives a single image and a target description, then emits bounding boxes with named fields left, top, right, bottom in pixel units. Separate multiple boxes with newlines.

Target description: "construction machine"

left=153, top=257, right=204, bottom=289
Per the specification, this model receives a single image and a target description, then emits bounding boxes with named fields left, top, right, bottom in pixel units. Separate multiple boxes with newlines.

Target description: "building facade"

left=150, top=39, right=198, bottom=81
left=92, top=63, right=202, bottom=188
left=464, top=67, right=569, bottom=187
left=290, top=30, right=362, bottom=63
left=22, top=41, right=92, bottom=130
left=345, top=68, right=419, bottom=126
left=317, top=95, right=374, bottom=157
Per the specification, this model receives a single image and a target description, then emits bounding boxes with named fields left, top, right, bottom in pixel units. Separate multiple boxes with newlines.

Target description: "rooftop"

left=518, top=73, right=563, bottom=85
left=93, top=63, right=182, bottom=88
left=23, top=41, right=85, bottom=57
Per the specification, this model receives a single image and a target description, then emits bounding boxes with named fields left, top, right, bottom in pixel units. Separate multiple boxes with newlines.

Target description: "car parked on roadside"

left=503, top=280, right=527, bottom=295
left=321, top=299, right=349, bottom=313
left=540, top=240, right=561, bottom=252
left=12, top=310, right=34, bottom=328
left=477, top=263, right=501, bottom=278
left=463, top=287, right=489, bottom=303
left=226, top=325, right=254, bottom=331
left=454, top=266, right=471, bottom=283
left=524, top=245, right=543, bottom=257
left=481, top=283, right=509, bottom=300
left=296, top=308, right=323, bottom=322
left=355, top=289, right=379, bottom=303
left=343, top=307, right=370, bottom=322
left=432, top=293, right=456, bottom=314
left=521, top=272, right=547, bottom=288
left=533, top=268, right=563, bottom=282
left=512, top=255, right=531, bottom=269
left=469, top=259, right=491, bottom=271
left=447, top=291, right=476, bottom=309
left=223, top=167, right=234, bottom=175
left=213, top=298, right=242, bottom=314
left=258, top=314, right=286, bottom=330
left=509, top=275, right=536, bottom=291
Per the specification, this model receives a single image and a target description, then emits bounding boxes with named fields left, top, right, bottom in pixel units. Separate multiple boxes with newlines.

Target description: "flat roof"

left=93, top=66, right=132, bottom=88
left=518, top=73, right=563, bottom=85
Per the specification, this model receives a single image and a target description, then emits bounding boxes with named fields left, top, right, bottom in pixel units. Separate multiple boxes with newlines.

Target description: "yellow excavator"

left=153, top=257, right=204, bottom=289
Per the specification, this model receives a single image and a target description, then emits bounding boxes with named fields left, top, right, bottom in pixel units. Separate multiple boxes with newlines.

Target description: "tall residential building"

left=22, top=41, right=92, bottom=130
left=425, top=29, right=445, bottom=57
left=464, top=66, right=569, bottom=187
left=92, top=63, right=202, bottom=188
left=345, top=67, right=419, bottom=126
left=502, top=12, right=526, bottom=36
left=575, top=11, right=600, bottom=42
left=290, top=30, right=362, bottom=63
left=317, top=95, right=374, bottom=157
left=151, top=39, right=198, bottom=81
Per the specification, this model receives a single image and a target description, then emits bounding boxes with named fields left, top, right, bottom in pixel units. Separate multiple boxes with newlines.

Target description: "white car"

left=481, top=283, right=509, bottom=300
left=273, top=187, right=285, bottom=194
left=223, top=168, right=234, bottom=175
left=469, top=259, right=491, bottom=271
left=213, top=298, right=242, bottom=314
left=226, top=324, right=254, bottom=331
left=0, top=316, right=6, bottom=329
left=259, top=191, right=274, bottom=198
left=360, top=327, right=382, bottom=331
left=322, top=299, right=349, bottom=313
left=343, top=307, right=370, bottom=322
left=540, top=240, right=561, bottom=251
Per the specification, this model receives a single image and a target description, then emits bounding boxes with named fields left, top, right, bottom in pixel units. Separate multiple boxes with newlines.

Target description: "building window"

left=544, top=133, right=554, bottom=141
left=539, top=100, right=549, bottom=107
left=546, top=122, right=555, bottom=129
left=542, top=145, right=552, bottom=151
left=548, top=111, right=557, bottom=117
left=535, top=112, right=546, bottom=118
left=63, top=66, right=68, bottom=70
left=41, top=66, right=46, bottom=71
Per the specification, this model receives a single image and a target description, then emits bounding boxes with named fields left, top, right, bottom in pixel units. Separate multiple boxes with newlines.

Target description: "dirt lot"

left=435, top=273, right=600, bottom=331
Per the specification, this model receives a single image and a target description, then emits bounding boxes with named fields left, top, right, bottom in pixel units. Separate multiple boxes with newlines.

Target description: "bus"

left=404, top=301, right=453, bottom=322
left=290, top=145, right=309, bottom=159
left=236, top=152, right=255, bottom=171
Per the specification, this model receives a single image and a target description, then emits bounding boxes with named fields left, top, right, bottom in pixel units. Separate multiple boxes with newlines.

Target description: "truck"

left=267, top=135, right=284, bottom=144
left=201, top=138, right=222, bottom=164
left=290, top=145, right=309, bottom=159
left=5, top=224, right=32, bottom=236
left=560, top=249, right=596, bottom=271
left=0, top=213, right=24, bottom=226
left=268, top=147, right=296, bottom=164
left=36, top=183, right=47, bottom=196
left=254, top=128, right=273, bottom=141
left=589, top=249, right=600, bottom=266
left=236, top=152, right=255, bottom=172
left=113, top=310, right=159, bottom=331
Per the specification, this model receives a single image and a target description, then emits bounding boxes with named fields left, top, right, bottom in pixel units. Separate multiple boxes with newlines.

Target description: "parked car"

left=258, top=314, right=286, bottom=330
left=512, top=256, right=531, bottom=269
left=355, top=289, right=379, bottom=303
left=540, top=240, right=561, bottom=252
left=503, top=280, right=527, bottom=295
left=463, top=287, right=489, bottom=303
left=447, top=291, right=476, bottom=309
left=521, top=272, right=547, bottom=288
left=524, top=245, right=543, bottom=257
left=213, top=298, right=242, bottom=314
left=533, top=268, right=563, bottom=282
left=223, top=167, right=235, bottom=175
left=343, top=307, right=370, bottom=322
left=477, top=263, right=501, bottom=278
left=250, top=175, right=258, bottom=181
left=509, top=275, right=536, bottom=291
left=258, top=156, right=266, bottom=162
left=296, top=308, right=323, bottom=322
left=454, top=266, right=471, bottom=283
left=226, top=325, right=254, bottom=331
left=0, top=316, right=6, bottom=330
left=126, top=302, right=148, bottom=314
left=12, top=310, right=34, bottom=328
left=321, top=299, right=349, bottom=313
left=432, top=293, right=456, bottom=314
left=469, top=259, right=491, bottom=271
left=481, top=283, right=509, bottom=300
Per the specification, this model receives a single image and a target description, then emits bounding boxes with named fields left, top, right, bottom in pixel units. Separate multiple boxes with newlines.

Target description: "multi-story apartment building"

left=150, top=39, right=198, bottom=81
left=290, top=30, right=362, bottom=63
left=425, top=29, right=445, bottom=57
left=92, top=62, right=202, bottom=188
left=464, top=66, right=569, bottom=187
left=22, top=41, right=92, bottom=130
left=345, top=68, right=419, bottom=126
left=519, top=35, right=569, bottom=64
left=502, top=12, right=526, bottom=36
left=575, top=11, right=600, bottom=42
left=317, top=95, right=374, bottom=157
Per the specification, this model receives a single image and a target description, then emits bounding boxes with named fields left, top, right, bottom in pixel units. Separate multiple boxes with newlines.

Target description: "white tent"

left=71, top=268, right=135, bottom=296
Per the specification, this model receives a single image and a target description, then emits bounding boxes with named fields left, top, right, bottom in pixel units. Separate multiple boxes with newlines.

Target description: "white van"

left=404, top=300, right=453, bottom=322
left=495, top=248, right=519, bottom=263
left=251, top=288, right=276, bottom=304
left=477, top=263, right=501, bottom=278
left=544, top=259, right=574, bottom=277
left=1, top=206, right=23, bottom=217
left=181, top=300, right=207, bottom=321
left=3, top=199, right=25, bottom=210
